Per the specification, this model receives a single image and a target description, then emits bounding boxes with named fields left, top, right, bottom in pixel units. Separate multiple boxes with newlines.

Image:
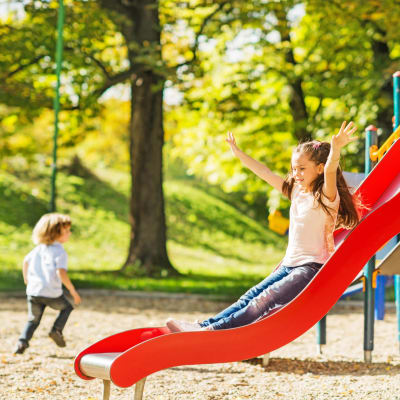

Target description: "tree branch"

left=55, top=67, right=138, bottom=111
left=88, top=54, right=112, bottom=80
left=172, top=1, right=231, bottom=69
left=65, top=45, right=112, bottom=80
left=3, top=55, right=46, bottom=81
left=92, top=67, right=137, bottom=98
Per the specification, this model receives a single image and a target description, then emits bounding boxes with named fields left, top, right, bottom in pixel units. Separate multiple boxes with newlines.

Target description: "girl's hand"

left=332, top=121, right=358, bottom=149
left=226, top=131, right=240, bottom=156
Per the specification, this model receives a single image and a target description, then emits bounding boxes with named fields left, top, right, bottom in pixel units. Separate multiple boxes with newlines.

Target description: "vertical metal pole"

left=50, top=0, right=65, bottom=212
left=393, top=72, right=400, bottom=129
left=363, top=125, right=377, bottom=363
left=393, top=71, right=400, bottom=352
left=102, top=380, right=111, bottom=400
left=134, top=377, right=147, bottom=400
left=395, top=275, right=400, bottom=352
left=316, top=315, right=326, bottom=354
left=262, top=352, right=270, bottom=366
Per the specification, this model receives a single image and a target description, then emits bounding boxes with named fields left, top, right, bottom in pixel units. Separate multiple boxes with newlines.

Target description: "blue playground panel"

left=375, top=237, right=398, bottom=320
left=340, top=236, right=397, bottom=320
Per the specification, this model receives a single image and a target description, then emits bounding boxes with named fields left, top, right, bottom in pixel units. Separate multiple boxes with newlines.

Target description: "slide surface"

left=75, top=139, right=400, bottom=388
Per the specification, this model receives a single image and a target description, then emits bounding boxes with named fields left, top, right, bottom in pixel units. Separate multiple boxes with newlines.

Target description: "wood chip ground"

left=1, top=293, right=400, bottom=399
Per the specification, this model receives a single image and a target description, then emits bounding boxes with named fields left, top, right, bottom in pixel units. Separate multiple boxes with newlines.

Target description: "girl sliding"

left=167, top=121, right=359, bottom=332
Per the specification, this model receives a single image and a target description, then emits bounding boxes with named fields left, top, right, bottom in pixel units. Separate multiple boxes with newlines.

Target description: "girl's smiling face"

left=291, top=152, right=324, bottom=191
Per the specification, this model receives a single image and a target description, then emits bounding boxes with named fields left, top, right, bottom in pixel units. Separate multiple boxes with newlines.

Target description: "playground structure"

left=315, top=72, right=400, bottom=362
left=268, top=210, right=289, bottom=235
left=74, top=73, right=400, bottom=400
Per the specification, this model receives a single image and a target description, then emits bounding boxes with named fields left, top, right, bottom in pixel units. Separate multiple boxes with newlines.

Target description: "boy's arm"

left=226, top=132, right=284, bottom=193
left=22, top=260, right=29, bottom=285
left=57, top=268, right=81, bottom=305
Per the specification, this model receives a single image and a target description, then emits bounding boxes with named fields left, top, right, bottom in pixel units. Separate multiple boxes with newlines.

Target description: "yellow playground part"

left=370, top=125, right=400, bottom=162
left=268, top=210, right=289, bottom=235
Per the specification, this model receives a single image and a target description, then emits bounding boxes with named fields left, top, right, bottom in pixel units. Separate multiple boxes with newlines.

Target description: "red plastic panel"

left=75, top=139, right=400, bottom=388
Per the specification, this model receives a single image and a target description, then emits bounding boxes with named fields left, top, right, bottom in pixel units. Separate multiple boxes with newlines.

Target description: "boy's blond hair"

left=32, top=213, right=71, bottom=245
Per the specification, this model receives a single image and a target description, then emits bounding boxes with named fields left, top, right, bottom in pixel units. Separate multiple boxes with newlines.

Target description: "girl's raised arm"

left=324, top=121, right=357, bottom=201
left=226, top=131, right=284, bottom=193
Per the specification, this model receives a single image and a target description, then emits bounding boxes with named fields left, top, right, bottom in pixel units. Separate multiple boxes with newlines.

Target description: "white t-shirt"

left=25, top=242, right=68, bottom=298
left=282, top=184, right=340, bottom=266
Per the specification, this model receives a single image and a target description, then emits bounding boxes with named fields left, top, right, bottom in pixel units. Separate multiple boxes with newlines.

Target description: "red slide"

left=75, top=138, right=400, bottom=389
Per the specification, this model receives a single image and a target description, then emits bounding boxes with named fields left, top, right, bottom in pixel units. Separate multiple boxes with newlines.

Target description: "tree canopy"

left=1, top=0, right=400, bottom=273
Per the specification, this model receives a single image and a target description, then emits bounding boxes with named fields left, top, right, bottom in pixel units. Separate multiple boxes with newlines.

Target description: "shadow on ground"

left=244, top=357, right=400, bottom=376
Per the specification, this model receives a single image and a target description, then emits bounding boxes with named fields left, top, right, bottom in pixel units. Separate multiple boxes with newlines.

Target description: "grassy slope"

left=0, top=163, right=286, bottom=298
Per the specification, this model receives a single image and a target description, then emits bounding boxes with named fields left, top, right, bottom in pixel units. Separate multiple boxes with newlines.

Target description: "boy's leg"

left=46, top=295, right=73, bottom=333
left=208, top=264, right=320, bottom=330
left=201, top=266, right=290, bottom=327
left=19, top=296, right=46, bottom=344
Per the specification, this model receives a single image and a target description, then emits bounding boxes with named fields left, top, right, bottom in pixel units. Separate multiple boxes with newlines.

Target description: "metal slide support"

left=262, top=353, right=270, bottom=366
left=100, top=377, right=146, bottom=400
left=363, top=126, right=378, bottom=363
left=134, top=378, right=147, bottom=400
left=103, top=380, right=110, bottom=400
left=316, top=315, right=326, bottom=354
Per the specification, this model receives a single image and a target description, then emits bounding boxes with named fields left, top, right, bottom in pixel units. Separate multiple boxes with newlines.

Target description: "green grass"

left=0, top=160, right=286, bottom=298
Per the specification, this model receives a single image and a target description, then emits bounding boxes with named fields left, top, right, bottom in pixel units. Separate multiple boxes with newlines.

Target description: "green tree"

left=1, top=0, right=176, bottom=276
left=0, top=0, right=240, bottom=276
left=167, top=0, right=400, bottom=213
left=2, top=0, right=400, bottom=276
left=306, top=0, right=400, bottom=136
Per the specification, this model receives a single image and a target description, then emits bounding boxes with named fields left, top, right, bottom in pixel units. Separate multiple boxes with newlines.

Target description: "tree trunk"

left=371, top=37, right=394, bottom=136
left=122, top=72, right=177, bottom=276
left=288, top=78, right=310, bottom=142
left=99, top=0, right=177, bottom=276
left=274, top=4, right=310, bottom=143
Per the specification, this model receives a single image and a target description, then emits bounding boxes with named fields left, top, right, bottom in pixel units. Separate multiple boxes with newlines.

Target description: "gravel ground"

left=1, top=291, right=400, bottom=400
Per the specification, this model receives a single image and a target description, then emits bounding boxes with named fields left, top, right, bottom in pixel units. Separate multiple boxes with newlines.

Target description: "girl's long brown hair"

left=282, top=141, right=360, bottom=229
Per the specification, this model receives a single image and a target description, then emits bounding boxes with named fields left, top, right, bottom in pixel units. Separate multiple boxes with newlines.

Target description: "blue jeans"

left=200, top=262, right=322, bottom=330
left=19, top=294, right=73, bottom=343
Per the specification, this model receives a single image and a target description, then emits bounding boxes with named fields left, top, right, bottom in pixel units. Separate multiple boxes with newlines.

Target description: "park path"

left=1, top=292, right=400, bottom=399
